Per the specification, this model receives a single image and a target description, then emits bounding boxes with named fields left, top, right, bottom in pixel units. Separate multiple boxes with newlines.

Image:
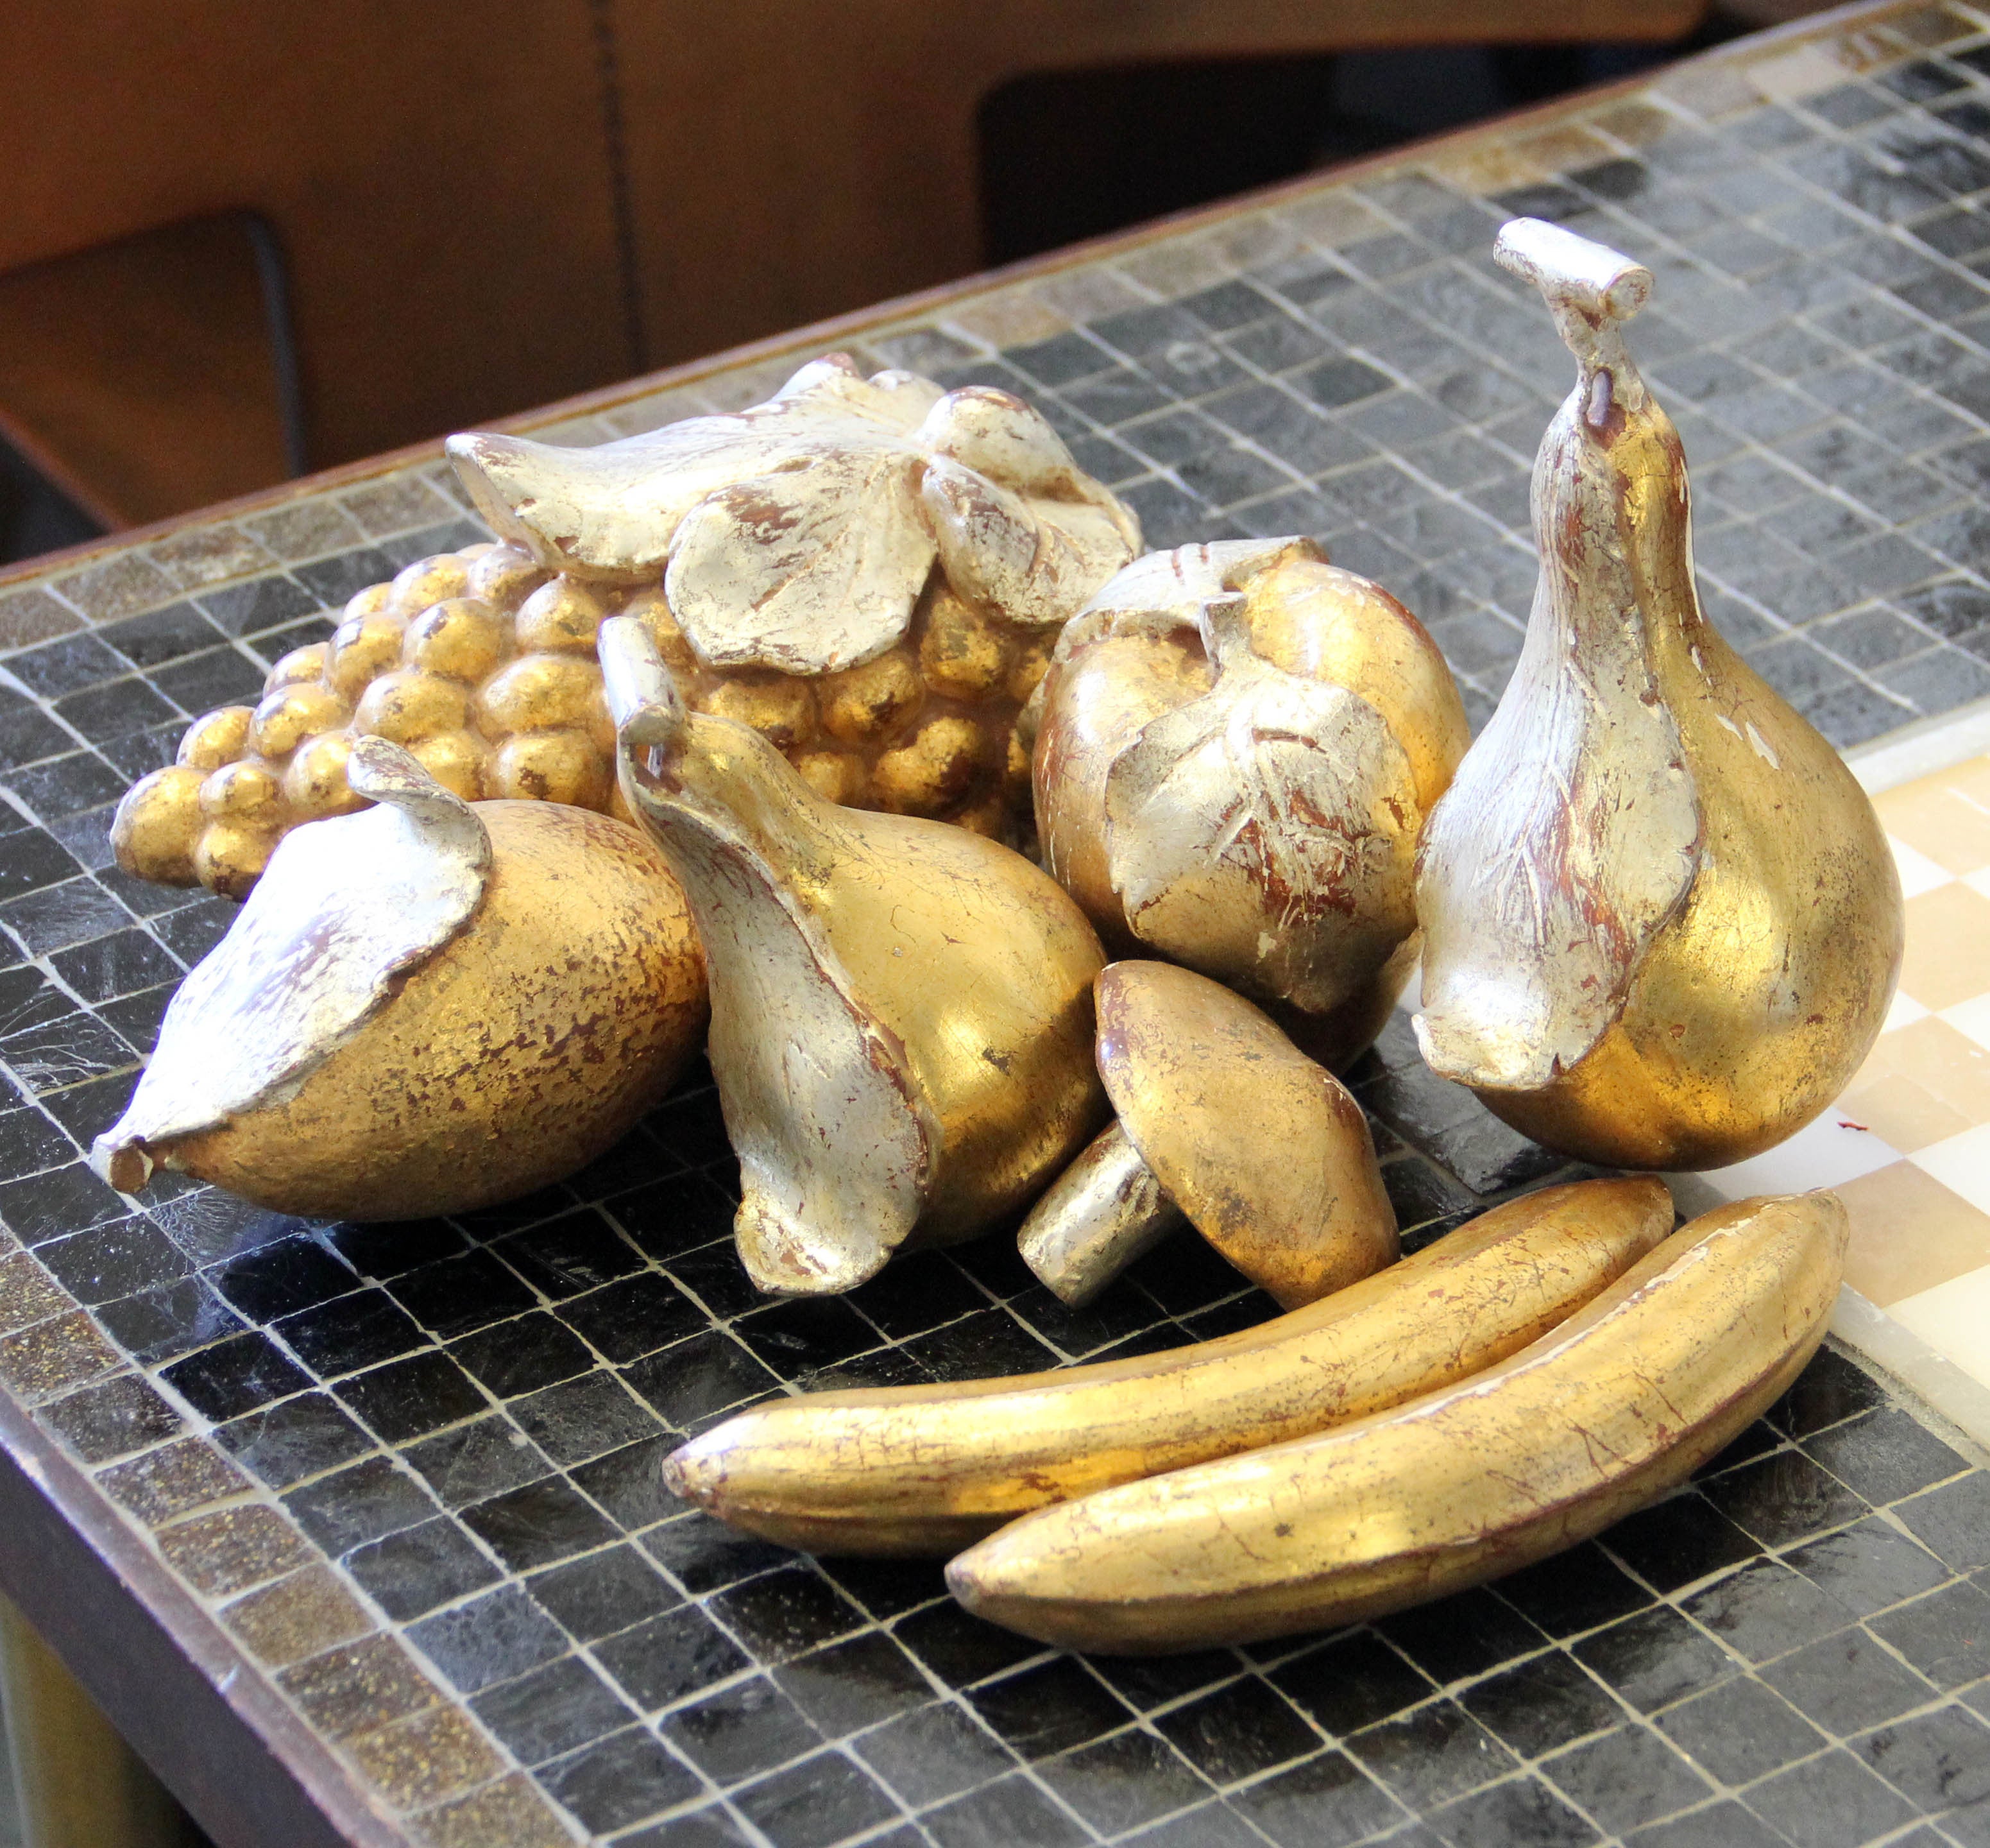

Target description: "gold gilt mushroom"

left=1020, top=961, right=1398, bottom=1309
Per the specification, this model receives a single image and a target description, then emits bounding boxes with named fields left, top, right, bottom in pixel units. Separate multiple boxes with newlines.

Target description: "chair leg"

left=0, top=1595, right=198, bottom=1848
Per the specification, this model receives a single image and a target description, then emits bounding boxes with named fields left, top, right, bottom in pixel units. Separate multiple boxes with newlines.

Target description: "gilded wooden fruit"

left=667, top=1177, right=1671, bottom=1557
left=94, top=740, right=707, bottom=1220
left=952, top=1191, right=1846, bottom=1652
left=113, top=355, right=1140, bottom=896
left=602, top=617, right=1107, bottom=1296
left=1414, top=220, right=1903, bottom=1169
left=1019, top=961, right=1397, bottom=1308
left=1032, top=537, right=1467, bottom=1068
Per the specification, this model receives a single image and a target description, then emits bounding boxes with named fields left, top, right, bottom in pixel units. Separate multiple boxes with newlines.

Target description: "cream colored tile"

left=1891, top=836, right=1956, bottom=899
left=1686, top=1110, right=1900, bottom=1202
left=1878, top=777, right=1990, bottom=877
left=1886, top=991, right=1931, bottom=1032
left=1836, top=1162, right=1990, bottom=1306
left=1586, top=98, right=1679, bottom=151
left=1745, top=42, right=1857, bottom=103
left=948, top=288, right=1069, bottom=348
left=1944, top=994, right=1990, bottom=1054
left=1937, top=754, right=1990, bottom=814
left=1900, top=883, right=1990, bottom=1011
left=1887, top=1263, right=1990, bottom=1394
left=1842, top=1015, right=1990, bottom=1152
left=1912, top=1120, right=1990, bottom=1215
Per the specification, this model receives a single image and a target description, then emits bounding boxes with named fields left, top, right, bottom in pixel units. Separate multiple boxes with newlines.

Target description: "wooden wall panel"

left=611, top=0, right=1708, bottom=369
left=0, top=3, right=631, bottom=468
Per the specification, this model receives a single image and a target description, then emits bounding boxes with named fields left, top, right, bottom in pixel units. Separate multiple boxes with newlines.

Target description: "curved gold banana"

left=664, top=1176, right=1671, bottom=1555
left=949, top=1190, right=1846, bottom=1654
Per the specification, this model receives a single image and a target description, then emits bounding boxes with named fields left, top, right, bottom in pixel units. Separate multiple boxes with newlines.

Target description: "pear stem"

left=600, top=615, right=687, bottom=753
left=1496, top=216, right=1653, bottom=410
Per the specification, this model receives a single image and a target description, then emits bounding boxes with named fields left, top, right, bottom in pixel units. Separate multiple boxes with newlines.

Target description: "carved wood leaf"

left=105, top=747, right=490, bottom=1153
left=1104, top=658, right=1418, bottom=1014
left=665, top=447, right=938, bottom=674
left=1413, top=420, right=1701, bottom=1090
left=921, top=461, right=1137, bottom=631
left=450, top=355, right=1141, bottom=673
left=917, top=386, right=1141, bottom=628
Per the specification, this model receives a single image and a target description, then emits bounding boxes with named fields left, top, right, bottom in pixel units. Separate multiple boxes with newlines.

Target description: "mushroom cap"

left=1096, top=960, right=1398, bottom=1309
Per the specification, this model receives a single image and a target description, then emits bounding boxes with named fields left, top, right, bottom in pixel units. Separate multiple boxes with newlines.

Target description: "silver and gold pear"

left=1413, top=220, right=1903, bottom=1170
left=602, top=619, right=1107, bottom=1296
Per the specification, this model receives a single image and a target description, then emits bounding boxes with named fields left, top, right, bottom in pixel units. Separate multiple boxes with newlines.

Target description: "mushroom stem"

left=1019, top=1122, right=1184, bottom=1307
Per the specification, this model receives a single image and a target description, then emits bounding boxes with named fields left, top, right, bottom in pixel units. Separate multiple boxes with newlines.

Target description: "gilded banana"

left=664, top=1176, right=1672, bottom=1555
left=949, top=1190, right=1846, bottom=1654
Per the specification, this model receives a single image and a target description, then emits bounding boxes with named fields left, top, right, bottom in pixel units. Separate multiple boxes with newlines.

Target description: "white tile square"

left=1886, top=991, right=1932, bottom=1034
left=1894, top=836, right=1957, bottom=898
left=1886, top=1264, right=1990, bottom=1396
left=1911, top=1120, right=1990, bottom=1216
left=1682, top=1110, right=1902, bottom=1202
left=1941, top=993, right=1990, bottom=1052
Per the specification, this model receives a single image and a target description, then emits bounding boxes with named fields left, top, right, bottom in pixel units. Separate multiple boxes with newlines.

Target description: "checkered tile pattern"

left=1755, top=754, right=1990, bottom=1394
left=6, top=5, right=1990, bottom=1844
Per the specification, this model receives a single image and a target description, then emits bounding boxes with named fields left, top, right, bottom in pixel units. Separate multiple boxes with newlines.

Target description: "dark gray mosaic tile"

left=1461, top=1650, right=1624, bottom=1759
left=853, top=1699, right=1012, bottom=1808
left=1544, top=1723, right=1715, bottom=1838
left=1743, top=1746, right=1920, bottom=1847
left=1345, top=1698, right=1518, bottom=1811
left=919, top=1771, right=1079, bottom=1848
left=1760, top=1627, right=1937, bottom=1734
left=1785, top=1515, right=1954, bottom=1620
left=1852, top=1701, right=1990, bottom=1811
left=214, top=1392, right=374, bottom=1491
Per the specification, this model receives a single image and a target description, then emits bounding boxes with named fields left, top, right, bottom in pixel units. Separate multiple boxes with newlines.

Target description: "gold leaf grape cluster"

left=112, top=541, right=1049, bottom=897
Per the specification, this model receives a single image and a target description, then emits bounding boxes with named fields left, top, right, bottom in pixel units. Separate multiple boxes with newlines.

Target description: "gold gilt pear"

left=601, top=619, right=1107, bottom=1296
left=1413, top=221, right=1903, bottom=1170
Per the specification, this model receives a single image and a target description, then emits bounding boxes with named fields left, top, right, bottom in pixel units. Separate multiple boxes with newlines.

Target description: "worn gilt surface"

left=1092, top=961, right=1397, bottom=1312
left=0, top=4, right=1987, bottom=1840
left=1033, top=538, right=1467, bottom=1068
left=604, top=619, right=1105, bottom=1297
left=1016, top=1118, right=1185, bottom=1309
left=950, top=1192, right=1849, bottom=1654
left=95, top=739, right=706, bottom=1220
left=1415, top=219, right=1906, bottom=1168
left=667, top=1176, right=1673, bottom=1559
left=111, top=356, right=1143, bottom=898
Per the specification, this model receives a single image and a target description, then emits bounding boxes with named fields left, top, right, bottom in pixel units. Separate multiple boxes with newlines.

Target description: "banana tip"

left=942, top=1552, right=985, bottom=1610
left=662, top=1435, right=737, bottom=1511
left=659, top=1445, right=697, bottom=1503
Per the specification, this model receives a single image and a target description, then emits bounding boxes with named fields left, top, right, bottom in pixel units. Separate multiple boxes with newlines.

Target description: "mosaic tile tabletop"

left=13, top=3, right=1990, bottom=1843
